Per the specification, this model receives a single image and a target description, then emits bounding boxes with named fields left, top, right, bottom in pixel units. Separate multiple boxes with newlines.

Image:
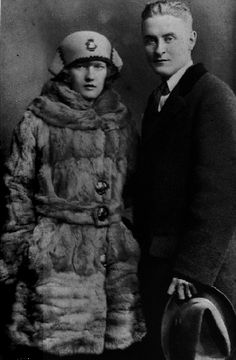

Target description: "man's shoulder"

left=192, top=72, right=236, bottom=110
left=197, top=71, right=232, bottom=90
left=146, top=64, right=236, bottom=109
left=188, top=67, right=235, bottom=98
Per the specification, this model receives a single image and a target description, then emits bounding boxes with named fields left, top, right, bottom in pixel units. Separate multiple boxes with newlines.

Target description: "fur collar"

left=28, top=81, right=129, bottom=130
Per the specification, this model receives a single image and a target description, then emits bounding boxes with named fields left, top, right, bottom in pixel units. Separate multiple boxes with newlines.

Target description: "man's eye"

left=144, top=38, right=157, bottom=46
left=164, top=36, right=175, bottom=43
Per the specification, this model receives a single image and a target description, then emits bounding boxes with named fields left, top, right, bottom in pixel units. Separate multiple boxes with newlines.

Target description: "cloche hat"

left=161, top=286, right=236, bottom=360
left=49, top=31, right=123, bottom=76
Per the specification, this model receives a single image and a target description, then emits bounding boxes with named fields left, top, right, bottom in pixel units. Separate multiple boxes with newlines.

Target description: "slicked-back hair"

left=142, top=1, right=193, bottom=29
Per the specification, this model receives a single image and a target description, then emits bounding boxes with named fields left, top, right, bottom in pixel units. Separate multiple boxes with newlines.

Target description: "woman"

left=0, top=31, right=145, bottom=360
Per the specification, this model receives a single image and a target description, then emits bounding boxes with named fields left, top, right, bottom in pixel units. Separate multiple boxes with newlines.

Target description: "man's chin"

left=151, top=65, right=170, bottom=77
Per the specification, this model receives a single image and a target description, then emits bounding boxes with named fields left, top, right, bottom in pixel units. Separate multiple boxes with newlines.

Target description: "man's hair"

left=141, top=1, right=193, bottom=28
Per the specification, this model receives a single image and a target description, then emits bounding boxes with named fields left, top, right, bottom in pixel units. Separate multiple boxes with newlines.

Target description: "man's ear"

left=189, top=30, right=197, bottom=50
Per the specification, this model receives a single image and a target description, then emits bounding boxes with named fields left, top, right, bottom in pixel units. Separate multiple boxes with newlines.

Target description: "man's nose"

left=85, top=67, right=95, bottom=80
left=154, top=40, right=166, bottom=55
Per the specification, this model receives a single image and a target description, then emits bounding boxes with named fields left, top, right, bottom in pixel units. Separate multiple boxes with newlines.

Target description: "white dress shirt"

left=158, top=60, right=193, bottom=112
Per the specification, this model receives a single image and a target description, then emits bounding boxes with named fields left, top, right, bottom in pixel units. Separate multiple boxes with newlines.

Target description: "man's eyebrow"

left=163, top=32, right=176, bottom=37
left=143, top=34, right=157, bottom=40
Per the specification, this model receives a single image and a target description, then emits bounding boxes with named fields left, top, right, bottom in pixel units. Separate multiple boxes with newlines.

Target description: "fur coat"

left=0, top=81, right=145, bottom=356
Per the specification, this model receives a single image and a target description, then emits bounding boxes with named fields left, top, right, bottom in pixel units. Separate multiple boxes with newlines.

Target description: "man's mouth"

left=154, top=59, right=169, bottom=63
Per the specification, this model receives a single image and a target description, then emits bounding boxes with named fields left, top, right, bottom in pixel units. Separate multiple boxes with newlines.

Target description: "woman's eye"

left=94, top=64, right=105, bottom=69
left=73, top=65, right=84, bottom=70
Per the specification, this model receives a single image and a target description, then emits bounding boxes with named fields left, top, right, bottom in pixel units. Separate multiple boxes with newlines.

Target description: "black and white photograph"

left=0, top=1, right=236, bottom=359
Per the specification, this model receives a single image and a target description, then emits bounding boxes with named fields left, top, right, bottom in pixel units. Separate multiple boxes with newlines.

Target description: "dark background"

left=1, top=0, right=236, bottom=157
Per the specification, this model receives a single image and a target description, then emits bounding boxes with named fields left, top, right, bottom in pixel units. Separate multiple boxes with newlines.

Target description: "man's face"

left=69, top=60, right=107, bottom=100
left=142, top=14, right=196, bottom=79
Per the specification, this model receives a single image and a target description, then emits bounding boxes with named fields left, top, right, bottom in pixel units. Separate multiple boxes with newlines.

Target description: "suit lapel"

left=142, top=93, right=186, bottom=146
left=142, top=63, right=208, bottom=146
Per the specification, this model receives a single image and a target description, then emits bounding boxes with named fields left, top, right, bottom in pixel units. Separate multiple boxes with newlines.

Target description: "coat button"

left=95, top=180, right=109, bottom=195
left=97, top=206, right=109, bottom=221
left=100, top=254, right=107, bottom=267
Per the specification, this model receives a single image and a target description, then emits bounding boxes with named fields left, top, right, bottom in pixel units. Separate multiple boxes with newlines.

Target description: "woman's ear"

left=62, top=69, right=72, bottom=84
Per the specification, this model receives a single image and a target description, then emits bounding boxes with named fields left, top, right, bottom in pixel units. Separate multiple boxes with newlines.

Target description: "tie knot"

left=158, top=81, right=170, bottom=96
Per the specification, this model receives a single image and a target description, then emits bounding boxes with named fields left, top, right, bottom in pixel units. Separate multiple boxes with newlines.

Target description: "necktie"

left=154, top=81, right=170, bottom=111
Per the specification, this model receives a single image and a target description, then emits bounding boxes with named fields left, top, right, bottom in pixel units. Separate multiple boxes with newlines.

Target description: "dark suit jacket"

left=136, top=64, right=236, bottom=301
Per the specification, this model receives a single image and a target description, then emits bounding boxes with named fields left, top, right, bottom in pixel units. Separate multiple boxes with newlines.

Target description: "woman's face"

left=69, top=60, right=108, bottom=100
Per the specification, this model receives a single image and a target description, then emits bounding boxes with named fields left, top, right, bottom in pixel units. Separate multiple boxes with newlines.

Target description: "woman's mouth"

left=84, top=84, right=96, bottom=90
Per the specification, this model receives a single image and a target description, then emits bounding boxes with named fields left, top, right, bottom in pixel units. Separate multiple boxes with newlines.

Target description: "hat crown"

left=49, top=31, right=123, bottom=76
left=161, top=287, right=236, bottom=360
left=60, top=31, right=112, bottom=65
left=176, top=298, right=231, bottom=357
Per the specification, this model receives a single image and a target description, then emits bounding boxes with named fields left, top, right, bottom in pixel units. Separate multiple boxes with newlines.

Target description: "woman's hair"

left=141, top=0, right=193, bottom=29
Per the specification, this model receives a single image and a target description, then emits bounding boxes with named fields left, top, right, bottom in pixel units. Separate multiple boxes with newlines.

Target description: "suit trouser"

left=138, top=255, right=173, bottom=360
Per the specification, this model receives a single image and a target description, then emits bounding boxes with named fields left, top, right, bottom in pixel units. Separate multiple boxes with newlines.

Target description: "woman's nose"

left=85, top=67, right=95, bottom=80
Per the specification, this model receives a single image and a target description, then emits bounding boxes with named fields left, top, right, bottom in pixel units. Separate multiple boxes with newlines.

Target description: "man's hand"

left=167, top=277, right=197, bottom=300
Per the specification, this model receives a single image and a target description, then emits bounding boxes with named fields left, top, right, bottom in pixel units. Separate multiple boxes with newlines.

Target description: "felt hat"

left=49, top=31, right=123, bottom=76
left=161, top=286, right=236, bottom=360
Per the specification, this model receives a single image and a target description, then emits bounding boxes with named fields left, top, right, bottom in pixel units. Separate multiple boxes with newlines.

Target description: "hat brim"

left=65, top=56, right=118, bottom=73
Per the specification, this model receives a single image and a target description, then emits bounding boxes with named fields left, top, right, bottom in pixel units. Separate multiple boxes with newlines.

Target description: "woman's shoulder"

left=14, top=99, right=45, bottom=137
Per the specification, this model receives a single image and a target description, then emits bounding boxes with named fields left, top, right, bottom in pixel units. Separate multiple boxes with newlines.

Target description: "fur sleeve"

left=0, top=111, right=37, bottom=284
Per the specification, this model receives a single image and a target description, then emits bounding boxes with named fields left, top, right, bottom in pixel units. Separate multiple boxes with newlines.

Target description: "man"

left=135, top=1, right=236, bottom=359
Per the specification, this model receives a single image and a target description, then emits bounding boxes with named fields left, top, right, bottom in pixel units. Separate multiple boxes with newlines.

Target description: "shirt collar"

left=166, top=60, right=193, bottom=93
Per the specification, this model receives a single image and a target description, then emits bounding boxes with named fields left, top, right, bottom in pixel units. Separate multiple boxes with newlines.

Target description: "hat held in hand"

left=49, top=31, right=123, bottom=76
left=161, top=286, right=236, bottom=360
